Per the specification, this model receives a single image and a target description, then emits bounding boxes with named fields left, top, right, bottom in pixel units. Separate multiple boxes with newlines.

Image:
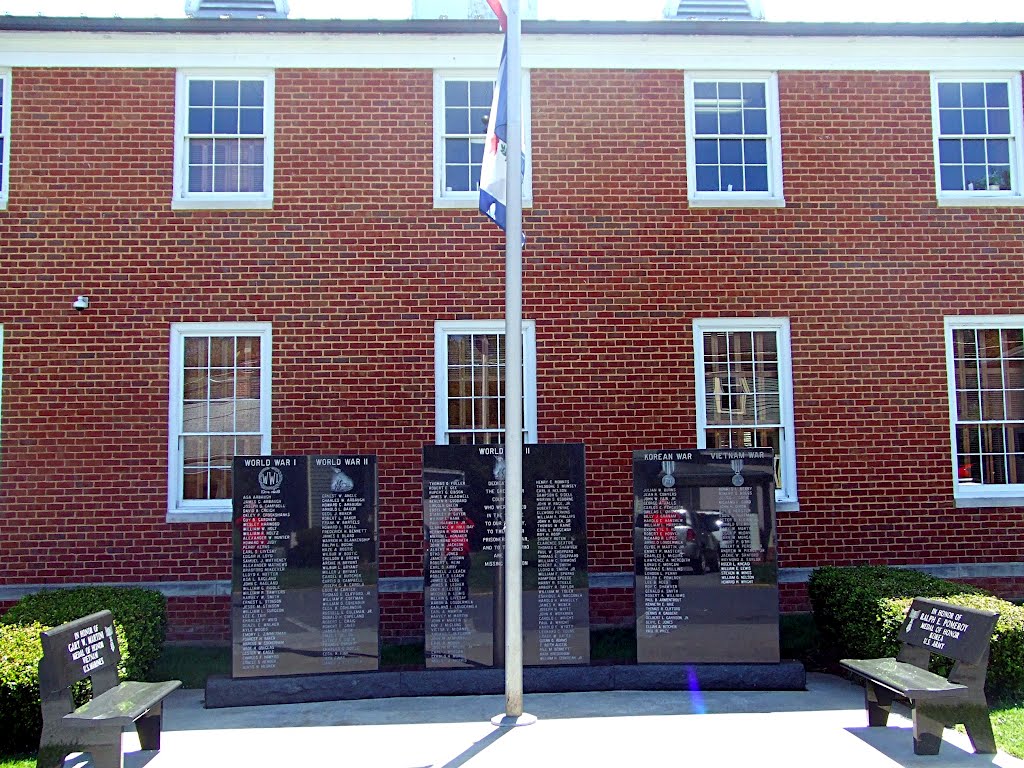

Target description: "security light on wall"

left=73, top=295, right=89, bottom=311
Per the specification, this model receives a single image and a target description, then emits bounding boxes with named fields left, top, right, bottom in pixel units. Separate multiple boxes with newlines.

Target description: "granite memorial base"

left=204, top=661, right=806, bottom=708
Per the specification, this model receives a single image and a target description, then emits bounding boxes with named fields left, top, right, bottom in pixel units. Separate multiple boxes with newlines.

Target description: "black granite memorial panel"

left=231, top=455, right=378, bottom=677
left=423, top=444, right=588, bottom=669
left=633, top=449, right=778, bottom=663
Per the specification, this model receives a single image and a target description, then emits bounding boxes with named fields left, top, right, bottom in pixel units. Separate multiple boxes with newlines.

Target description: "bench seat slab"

left=63, top=680, right=182, bottom=727
left=841, top=658, right=967, bottom=698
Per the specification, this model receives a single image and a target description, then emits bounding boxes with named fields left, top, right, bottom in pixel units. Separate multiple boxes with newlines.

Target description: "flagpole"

left=491, top=0, right=534, bottom=728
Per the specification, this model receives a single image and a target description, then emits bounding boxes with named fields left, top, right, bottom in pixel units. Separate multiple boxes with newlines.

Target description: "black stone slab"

left=422, top=444, right=588, bottom=669
left=231, top=455, right=378, bottom=678
left=633, top=449, right=779, bottom=664
left=204, top=661, right=806, bottom=708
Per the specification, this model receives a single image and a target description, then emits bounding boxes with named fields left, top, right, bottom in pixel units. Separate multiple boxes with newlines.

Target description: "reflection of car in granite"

left=635, top=506, right=722, bottom=575
left=676, top=509, right=721, bottom=574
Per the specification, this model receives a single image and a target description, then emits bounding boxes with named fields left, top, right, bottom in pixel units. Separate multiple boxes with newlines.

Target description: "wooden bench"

left=36, top=610, right=181, bottom=768
left=841, top=597, right=999, bottom=755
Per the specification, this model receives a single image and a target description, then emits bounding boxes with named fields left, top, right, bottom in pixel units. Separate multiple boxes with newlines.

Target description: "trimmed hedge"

left=809, top=565, right=1024, bottom=695
left=0, top=623, right=45, bottom=754
left=0, top=586, right=167, bottom=681
left=0, top=586, right=168, bottom=756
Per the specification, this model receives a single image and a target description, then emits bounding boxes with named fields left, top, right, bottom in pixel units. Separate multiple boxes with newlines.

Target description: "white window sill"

left=776, top=501, right=800, bottom=512
left=688, top=196, right=786, bottom=209
left=954, top=494, right=1024, bottom=509
left=434, top=195, right=534, bottom=210
left=172, top=197, right=274, bottom=211
left=936, top=194, right=1024, bottom=208
left=167, top=509, right=232, bottom=523
left=0, top=195, right=7, bottom=210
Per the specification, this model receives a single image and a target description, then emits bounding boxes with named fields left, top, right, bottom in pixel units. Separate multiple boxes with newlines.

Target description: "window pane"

left=938, top=109, right=963, bottom=135
left=742, top=81, right=766, bottom=107
left=183, top=401, right=208, bottom=432
left=743, top=108, right=767, bottom=135
left=188, top=107, right=213, bottom=135
left=444, top=80, right=468, bottom=106
left=214, top=79, right=239, bottom=106
left=189, top=79, right=214, bottom=106
left=937, top=82, right=961, bottom=107
left=721, top=166, right=743, bottom=191
left=239, top=80, right=264, bottom=107
left=719, top=109, right=742, bottom=134
left=693, top=109, right=718, bottom=135
left=720, top=139, right=742, bottom=164
left=235, top=400, right=261, bottom=432
left=445, top=107, right=469, bottom=135
left=744, top=139, right=767, bottom=165
left=745, top=165, right=768, bottom=192
left=469, top=80, right=492, bottom=105
left=940, top=165, right=964, bottom=191
left=184, top=368, right=208, bottom=400
left=695, top=139, right=717, bottom=164
left=238, top=108, right=263, bottom=135
left=695, top=165, right=719, bottom=191
left=446, top=138, right=469, bottom=164
left=962, top=82, right=985, bottom=108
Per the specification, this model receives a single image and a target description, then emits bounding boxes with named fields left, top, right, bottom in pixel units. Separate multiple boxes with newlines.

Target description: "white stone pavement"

left=61, top=673, right=1024, bottom=768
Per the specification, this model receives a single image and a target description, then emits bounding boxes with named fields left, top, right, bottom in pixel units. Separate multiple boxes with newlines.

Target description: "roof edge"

left=0, top=16, right=1021, bottom=37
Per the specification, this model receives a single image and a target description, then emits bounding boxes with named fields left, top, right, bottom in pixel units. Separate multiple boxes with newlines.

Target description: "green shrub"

left=808, top=565, right=987, bottom=661
left=879, top=594, right=1024, bottom=697
left=0, top=586, right=167, bottom=681
left=809, top=565, right=1023, bottom=695
left=0, top=623, right=45, bottom=754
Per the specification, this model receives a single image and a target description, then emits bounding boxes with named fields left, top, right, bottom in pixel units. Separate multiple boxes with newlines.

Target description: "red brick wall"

left=2, top=67, right=1023, bottom=641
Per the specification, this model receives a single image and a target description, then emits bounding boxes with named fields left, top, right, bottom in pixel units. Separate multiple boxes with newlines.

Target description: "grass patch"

left=991, top=695, right=1024, bottom=758
left=148, top=645, right=231, bottom=688
left=590, top=626, right=636, bottom=664
left=381, top=642, right=424, bottom=669
left=0, top=756, right=34, bottom=768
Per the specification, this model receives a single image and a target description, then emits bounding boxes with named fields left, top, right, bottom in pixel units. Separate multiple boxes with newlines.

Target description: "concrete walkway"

left=64, top=673, right=1023, bottom=768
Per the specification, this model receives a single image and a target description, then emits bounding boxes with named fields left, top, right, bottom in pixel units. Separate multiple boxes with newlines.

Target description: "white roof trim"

left=0, top=31, right=1021, bottom=70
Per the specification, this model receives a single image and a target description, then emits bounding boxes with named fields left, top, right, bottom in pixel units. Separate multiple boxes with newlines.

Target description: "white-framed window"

left=931, top=73, right=1024, bottom=206
left=685, top=72, right=785, bottom=208
left=168, top=323, right=271, bottom=521
left=432, top=70, right=532, bottom=208
left=172, top=70, right=274, bottom=210
left=0, top=69, right=10, bottom=210
left=694, top=318, right=797, bottom=507
left=945, top=316, right=1024, bottom=507
left=434, top=320, right=537, bottom=445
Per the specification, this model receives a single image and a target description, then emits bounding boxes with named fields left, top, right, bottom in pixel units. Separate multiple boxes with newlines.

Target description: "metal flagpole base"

left=490, top=712, right=537, bottom=727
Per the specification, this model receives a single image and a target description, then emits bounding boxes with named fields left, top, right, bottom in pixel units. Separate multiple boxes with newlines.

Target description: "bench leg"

left=962, top=699, right=996, bottom=754
left=88, top=739, right=124, bottom=768
left=35, top=740, right=71, bottom=768
left=912, top=703, right=945, bottom=755
left=864, top=682, right=894, bottom=727
left=135, top=703, right=164, bottom=751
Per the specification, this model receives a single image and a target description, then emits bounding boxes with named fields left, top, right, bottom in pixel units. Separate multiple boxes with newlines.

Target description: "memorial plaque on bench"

left=423, top=444, right=588, bottom=669
left=633, top=449, right=778, bottom=663
left=231, top=455, right=378, bottom=677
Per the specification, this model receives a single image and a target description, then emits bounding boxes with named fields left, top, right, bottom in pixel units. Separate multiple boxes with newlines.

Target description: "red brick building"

left=1, top=10, right=1022, bottom=642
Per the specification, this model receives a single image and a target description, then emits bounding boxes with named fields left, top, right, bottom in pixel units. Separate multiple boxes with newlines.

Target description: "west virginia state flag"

left=479, top=40, right=510, bottom=231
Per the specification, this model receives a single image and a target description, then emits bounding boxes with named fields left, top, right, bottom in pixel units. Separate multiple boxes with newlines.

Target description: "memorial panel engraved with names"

left=231, top=455, right=379, bottom=678
left=423, top=444, right=588, bottom=669
left=633, top=449, right=778, bottom=663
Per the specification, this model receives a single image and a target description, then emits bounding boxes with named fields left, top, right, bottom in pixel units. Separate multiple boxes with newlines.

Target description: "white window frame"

left=432, top=69, right=533, bottom=209
left=931, top=73, right=1024, bottom=207
left=693, top=317, right=798, bottom=508
left=434, top=319, right=537, bottom=444
left=945, top=315, right=1024, bottom=507
left=0, top=69, right=10, bottom=210
left=684, top=71, right=785, bottom=209
left=172, top=69, right=275, bottom=210
left=167, top=322, right=272, bottom=522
